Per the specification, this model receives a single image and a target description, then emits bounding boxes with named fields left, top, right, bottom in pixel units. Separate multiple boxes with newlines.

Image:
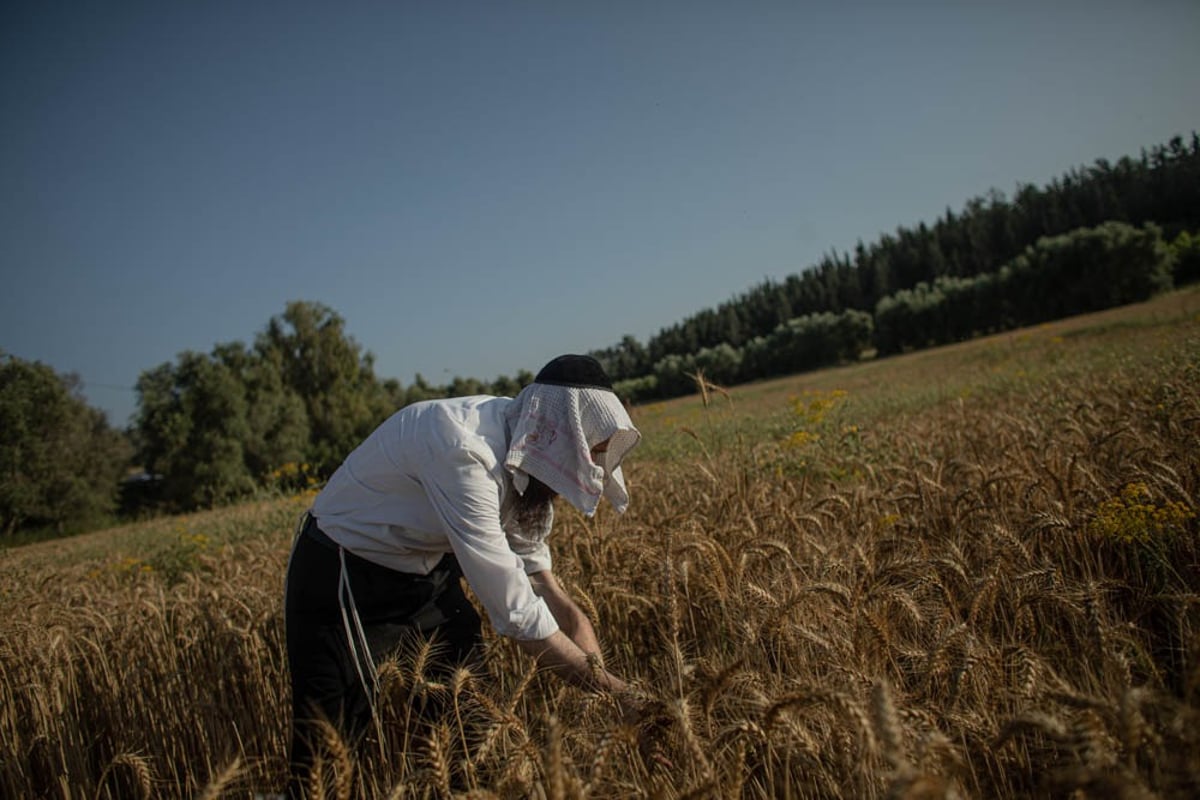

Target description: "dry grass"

left=3, top=288, right=1199, bottom=798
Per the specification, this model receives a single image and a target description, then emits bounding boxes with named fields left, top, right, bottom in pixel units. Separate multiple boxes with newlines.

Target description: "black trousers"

left=284, top=514, right=482, bottom=797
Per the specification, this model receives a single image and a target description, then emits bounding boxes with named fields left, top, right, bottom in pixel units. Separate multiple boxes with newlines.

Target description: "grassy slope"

left=632, top=285, right=1200, bottom=462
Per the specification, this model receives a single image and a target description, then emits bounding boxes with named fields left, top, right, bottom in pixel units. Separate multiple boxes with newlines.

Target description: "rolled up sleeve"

left=418, top=445, right=559, bottom=641
left=505, top=508, right=554, bottom=575
left=515, top=544, right=553, bottom=575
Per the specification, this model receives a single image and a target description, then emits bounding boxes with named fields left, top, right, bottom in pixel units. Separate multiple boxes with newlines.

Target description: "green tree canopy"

left=135, top=351, right=257, bottom=509
left=213, top=342, right=309, bottom=481
left=0, top=352, right=131, bottom=535
left=133, top=301, right=399, bottom=511
left=255, top=301, right=393, bottom=474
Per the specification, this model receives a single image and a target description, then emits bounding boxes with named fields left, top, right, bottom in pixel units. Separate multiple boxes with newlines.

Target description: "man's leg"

left=284, top=529, right=373, bottom=798
left=285, top=531, right=484, bottom=795
left=348, top=552, right=483, bottom=672
left=426, top=556, right=484, bottom=670
left=361, top=554, right=483, bottom=722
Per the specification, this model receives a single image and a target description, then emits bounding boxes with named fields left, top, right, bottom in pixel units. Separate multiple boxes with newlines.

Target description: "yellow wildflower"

left=1089, top=483, right=1194, bottom=545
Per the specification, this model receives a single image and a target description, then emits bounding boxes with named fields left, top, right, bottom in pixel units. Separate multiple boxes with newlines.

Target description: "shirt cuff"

left=519, top=544, right=553, bottom=575
left=494, top=595, right=560, bottom=640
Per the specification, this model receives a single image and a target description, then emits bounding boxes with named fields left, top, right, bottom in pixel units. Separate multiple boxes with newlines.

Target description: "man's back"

left=312, top=395, right=514, bottom=573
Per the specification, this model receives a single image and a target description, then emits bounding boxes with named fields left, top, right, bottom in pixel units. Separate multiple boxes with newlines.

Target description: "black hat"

left=534, top=354, right=613, bottom=390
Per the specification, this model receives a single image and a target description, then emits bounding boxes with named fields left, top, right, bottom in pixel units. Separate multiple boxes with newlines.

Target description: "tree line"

left=1, top=302, right=538, bottom=535
left=131, top=301, right=544, bottom=511
left=590, top=133, right=1200, bottom=384
left=610, top=220, right=1180, bottom=403
left=2, top=134, right=1199, bottom=536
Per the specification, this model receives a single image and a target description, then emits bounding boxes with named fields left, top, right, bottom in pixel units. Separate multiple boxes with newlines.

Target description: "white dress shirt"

left=311, top=395, right=559, bottom=641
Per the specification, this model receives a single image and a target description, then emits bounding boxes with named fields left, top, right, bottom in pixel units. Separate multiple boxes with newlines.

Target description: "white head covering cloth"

left=504, top=384, right=640, bottom=516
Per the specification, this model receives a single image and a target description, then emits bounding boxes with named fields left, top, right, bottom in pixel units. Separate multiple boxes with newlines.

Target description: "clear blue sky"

left=3, top=1, right=1198, bottom=427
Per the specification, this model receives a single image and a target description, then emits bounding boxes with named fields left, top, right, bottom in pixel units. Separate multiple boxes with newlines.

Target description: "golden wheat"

left=2, top=294, right=1199, bottom=797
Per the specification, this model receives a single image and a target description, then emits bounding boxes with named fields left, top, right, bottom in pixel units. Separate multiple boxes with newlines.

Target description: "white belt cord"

left=337, top=544, right=384, bottom=746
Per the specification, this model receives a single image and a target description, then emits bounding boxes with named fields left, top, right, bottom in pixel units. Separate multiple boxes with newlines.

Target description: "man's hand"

left=515, top=630, right=627, bottom=694
left=519, top=570, right=643, bottom=718
left=614, top=686, right=650, bottom=725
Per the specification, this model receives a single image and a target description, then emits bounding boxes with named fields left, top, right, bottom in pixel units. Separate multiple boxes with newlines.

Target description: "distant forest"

left=589, top=133, right=1200, bottom=398
left=3, top=134, right=1199, bottom=532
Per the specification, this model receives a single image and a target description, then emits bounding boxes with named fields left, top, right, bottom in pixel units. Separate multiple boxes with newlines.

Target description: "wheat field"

left=3, top=290, right=1199, bottom=799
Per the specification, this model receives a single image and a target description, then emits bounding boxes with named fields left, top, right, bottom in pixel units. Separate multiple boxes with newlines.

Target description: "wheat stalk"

left=425, top=722, right=453, bottom=800
left=94, top=752, right=153, bottom=800
left=195, top=757, right=241, bottom=800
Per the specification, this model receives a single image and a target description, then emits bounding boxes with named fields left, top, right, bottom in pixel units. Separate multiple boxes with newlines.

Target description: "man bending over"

left=284, top=354, right=641, bottom=794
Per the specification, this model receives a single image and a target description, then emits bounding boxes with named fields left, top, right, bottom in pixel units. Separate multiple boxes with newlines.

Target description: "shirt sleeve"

left=505, top=504, right=554, bottom=575
left=416, top=443, right=560, bottom=641
left=513, top=541, right=553, bottom=575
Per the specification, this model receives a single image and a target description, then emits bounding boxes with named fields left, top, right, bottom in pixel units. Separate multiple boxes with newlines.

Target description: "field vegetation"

left=2, top=289, right=1199, bottom=798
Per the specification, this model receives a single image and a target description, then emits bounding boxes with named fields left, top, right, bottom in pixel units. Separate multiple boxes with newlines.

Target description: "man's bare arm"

left=528, top=571, right=603, bottom=659
left=516, top=571, right=642, bottom=719
left=514, top=630, right=627, bottom=693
